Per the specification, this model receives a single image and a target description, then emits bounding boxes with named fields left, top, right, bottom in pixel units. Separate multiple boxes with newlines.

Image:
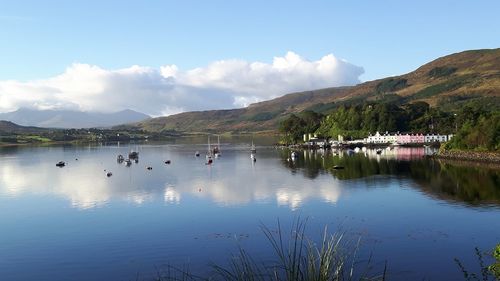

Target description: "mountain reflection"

left=0, top=145, right=498, bottom=209
left=279, top=147, right=500, bottom=207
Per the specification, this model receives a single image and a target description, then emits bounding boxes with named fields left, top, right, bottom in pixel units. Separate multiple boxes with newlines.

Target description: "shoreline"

left=436, top=149, right=500, bottom=164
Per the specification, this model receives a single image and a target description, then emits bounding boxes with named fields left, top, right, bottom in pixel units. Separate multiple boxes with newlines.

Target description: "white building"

left=365, top=131, right=395, bottom=144
left=365, top=131, right=452, bottom=144
left=424, top=134, right=454, bottom=143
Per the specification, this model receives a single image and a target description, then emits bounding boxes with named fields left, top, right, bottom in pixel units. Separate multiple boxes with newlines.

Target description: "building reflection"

left=0, top=146, right=498, bottom=210
left=278, top=147, right=500, bottom=207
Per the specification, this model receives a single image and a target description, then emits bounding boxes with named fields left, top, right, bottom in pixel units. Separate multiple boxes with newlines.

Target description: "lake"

left=0, top=138, right=499, bottom=281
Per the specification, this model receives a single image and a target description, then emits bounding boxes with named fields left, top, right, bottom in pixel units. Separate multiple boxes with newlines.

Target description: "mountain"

left=0, top=120, right=48, bottom=134
left=0, top=108, right=150, bottom=129
left=125, top=48, right=499, bottom=133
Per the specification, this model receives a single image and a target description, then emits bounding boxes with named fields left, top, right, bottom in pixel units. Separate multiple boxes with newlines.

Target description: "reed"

left=156, top=219, right=385, bottom=281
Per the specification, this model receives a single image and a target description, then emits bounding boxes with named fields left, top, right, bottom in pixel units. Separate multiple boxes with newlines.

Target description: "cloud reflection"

left=0, top=149, right=343, bottom=210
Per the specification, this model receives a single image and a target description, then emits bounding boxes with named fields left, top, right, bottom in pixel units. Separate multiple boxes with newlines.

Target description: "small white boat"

left=250, top=140, right=256, bottom=154
left=206, top=156, right=213, bottom=165
left=206, top=136, right=213, bottom=164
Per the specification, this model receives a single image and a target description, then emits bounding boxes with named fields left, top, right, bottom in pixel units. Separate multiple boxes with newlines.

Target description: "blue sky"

left=0, top=0, right=499, bottom=115
left=2, top=0, right=499, bottom=81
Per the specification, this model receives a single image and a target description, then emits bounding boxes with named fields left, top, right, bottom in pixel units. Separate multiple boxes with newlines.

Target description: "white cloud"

left=0, top=52, right=364, bottom=116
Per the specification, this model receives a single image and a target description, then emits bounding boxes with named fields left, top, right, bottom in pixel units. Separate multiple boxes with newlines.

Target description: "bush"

left=428, top=66, right=457, bottom=78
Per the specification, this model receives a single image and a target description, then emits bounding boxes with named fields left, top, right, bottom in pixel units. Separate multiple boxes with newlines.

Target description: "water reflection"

left=0, top=145, right=498, bottom=210
left=279, top=147, right=500, bottom=207
left=0, top=144, right=343, bottom=210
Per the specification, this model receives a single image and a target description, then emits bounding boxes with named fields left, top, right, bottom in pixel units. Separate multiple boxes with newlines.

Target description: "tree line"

left=279, top=101, right=499, bottom=151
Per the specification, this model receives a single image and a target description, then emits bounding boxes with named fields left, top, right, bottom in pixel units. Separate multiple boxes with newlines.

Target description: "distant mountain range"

left=0, top=108, right=150, bottom=129
left=121, top=48, right=500, bottom=133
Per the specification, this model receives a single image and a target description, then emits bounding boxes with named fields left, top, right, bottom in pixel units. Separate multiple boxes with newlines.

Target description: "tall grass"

left=155, top=219, right=385, bottom=281
left=454, top=245, right=500, bottom=281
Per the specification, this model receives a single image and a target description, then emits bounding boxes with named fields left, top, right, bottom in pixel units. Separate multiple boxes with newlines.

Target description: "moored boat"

left=129, top=151, right=139, bottom=159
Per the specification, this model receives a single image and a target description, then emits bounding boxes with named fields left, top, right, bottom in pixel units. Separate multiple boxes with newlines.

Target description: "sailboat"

left=250, top=140, right=256, bottom=154
left=206, top=136, right=213, bottom=164
left=214, top=135, right=221, bottom=158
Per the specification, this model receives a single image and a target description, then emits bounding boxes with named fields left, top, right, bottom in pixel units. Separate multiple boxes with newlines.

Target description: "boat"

left=206, top=136, right=213, bottom=164
left=129, top=151, right=139, bottom=159
left=106, top=172, right=113, bottom=177
left=376, top=149, right=383, bottom=154
left=117, top=154, right=124, bottom=162
left=213, top=135, right=221, bottom=157
left=195, top=151, right=200, bottom=157
left=333, top=165, right=345, bottom=170
left=124, top=159, right=132, bottom=166
left=55, top=161, right=66, bottom=167
left=164, top=160, right=171, bottom=164
left=291, top=151, right=298, bottom=159
left=250, top=140, right=256, bottom=154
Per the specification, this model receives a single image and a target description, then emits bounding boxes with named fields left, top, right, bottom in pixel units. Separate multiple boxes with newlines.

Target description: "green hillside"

left=123, top=48, right=500, bottom=134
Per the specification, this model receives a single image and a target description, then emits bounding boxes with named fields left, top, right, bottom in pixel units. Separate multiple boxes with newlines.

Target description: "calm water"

left=0, top=138, right=499, bottom=281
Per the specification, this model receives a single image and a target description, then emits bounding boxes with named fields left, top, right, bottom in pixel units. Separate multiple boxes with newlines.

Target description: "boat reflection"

left=0, top=145, right=498, bottom=210
left=0, top=146, right=342, bottom=210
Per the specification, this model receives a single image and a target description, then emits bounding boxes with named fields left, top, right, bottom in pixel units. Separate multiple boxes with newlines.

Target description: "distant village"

left=303, top=131, right=454, bottom=147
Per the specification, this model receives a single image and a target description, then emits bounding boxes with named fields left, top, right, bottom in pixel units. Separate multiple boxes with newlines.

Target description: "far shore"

left=2, top=137, right=499, bottom=166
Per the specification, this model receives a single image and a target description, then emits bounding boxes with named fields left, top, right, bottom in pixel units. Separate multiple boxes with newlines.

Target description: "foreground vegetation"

left=151, top=220, right=500, bottom=281
left=156, top=220, right=386, bottom=281
left=455, top=244, right=500, bottom=281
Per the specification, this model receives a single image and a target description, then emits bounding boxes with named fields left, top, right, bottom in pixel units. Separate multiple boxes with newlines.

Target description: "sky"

left=0, top=0, right=499, bottom=116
